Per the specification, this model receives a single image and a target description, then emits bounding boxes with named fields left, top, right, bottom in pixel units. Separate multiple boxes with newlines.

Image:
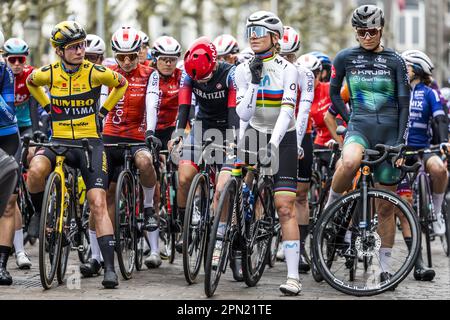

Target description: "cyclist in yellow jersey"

left=25, top=21, right=128, bottom=289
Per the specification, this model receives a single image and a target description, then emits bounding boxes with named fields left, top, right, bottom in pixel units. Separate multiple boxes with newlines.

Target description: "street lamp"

left=23, top=7, right=41, bottom=66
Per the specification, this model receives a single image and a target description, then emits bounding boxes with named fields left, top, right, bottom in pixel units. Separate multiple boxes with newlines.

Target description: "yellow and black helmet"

left=50, top=21, right=86, bottom=48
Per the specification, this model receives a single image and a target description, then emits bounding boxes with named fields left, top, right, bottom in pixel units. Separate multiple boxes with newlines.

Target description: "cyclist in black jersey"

left=325, top=5, right=411, bottom=286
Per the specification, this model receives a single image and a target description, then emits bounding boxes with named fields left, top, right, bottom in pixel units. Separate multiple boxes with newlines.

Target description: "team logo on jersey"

left=52, top=105, right=63, bottom=114
left=375, top=56, right=387, bottom=64
left=216, top=83, right=222, bottom=89
left=331, top=65, right=336, bottom=79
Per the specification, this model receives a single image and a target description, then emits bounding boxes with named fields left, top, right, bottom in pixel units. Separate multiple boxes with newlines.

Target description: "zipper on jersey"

left=69, top=75, right=75, bottom=139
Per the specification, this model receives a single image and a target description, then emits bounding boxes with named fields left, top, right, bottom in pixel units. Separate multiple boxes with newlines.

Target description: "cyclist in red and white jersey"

left=213, top=34, right=240, bottom=65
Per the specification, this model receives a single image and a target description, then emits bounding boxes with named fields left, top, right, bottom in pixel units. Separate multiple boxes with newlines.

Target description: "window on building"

left=406, top=0, right=419, bottom=9
left=412, top=16, right=419, bottom=44
left=399, top=16, right=406, bottom=44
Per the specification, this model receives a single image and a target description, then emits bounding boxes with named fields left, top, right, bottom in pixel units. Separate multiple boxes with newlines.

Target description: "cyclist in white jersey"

left=235, top=11, right=301, bottom=296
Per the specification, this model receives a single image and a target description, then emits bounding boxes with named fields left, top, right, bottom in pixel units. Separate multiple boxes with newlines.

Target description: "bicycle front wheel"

left=115, top=171, right=136, bottom=280
left=441, top=195, right=450, bottom=256
left=39, top=172, right=63, bottom=289
left=313, top=188, right=420, bottom=296
left=183, top=173, right=210, bottom=284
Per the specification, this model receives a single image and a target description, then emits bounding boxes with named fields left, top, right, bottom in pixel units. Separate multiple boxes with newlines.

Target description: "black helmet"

left=351, top=5, right=384, bottom=29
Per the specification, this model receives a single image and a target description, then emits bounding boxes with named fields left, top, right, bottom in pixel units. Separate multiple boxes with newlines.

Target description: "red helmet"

left=184, top=37, right=217, bottom=81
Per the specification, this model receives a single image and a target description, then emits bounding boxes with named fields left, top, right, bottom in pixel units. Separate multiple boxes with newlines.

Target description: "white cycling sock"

left=146, top=230, right=160, bottom=255
left=14, top=229, right=24, bottom=254
left=89, top=230, right=103, bottom=262
left=379, top=247, right=392, bottom=273
left=283, top=240, right=300, bottom=280
left=325, top=187, right=342, bottom=209
left=143, top=186, right=155, bottom=209
left=432, top=193, right=444, bottom=216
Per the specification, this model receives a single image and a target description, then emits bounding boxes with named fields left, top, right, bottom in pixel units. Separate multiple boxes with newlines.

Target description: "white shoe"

left=16, top=252, right=32, bottom=270
left=433, top=213, right=446, bottom=236
left=279, top=277, right=302, bottom=296
left=276, top=243, right=285, bottom=261
left=211, top=241, right=222, bottom=269
left=145, top=252, right=162, bottom=268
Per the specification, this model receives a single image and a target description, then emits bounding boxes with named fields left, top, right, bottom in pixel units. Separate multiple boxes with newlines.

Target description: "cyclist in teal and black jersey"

left=324, top=5, right=411, bottom=286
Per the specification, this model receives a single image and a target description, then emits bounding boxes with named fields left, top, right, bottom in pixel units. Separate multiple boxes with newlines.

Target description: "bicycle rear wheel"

left=135, top=183, right=145, bottom=271
left=313, top=188, right=420, bottom=296
left=242, top=179, right=274, bottom=287
left=115, top=171, right=136, bottom=280
left=183, top=173, right=210, bottom=284
left=204, top=178, right=236, bottom=297
left=440, top=194, right=450, bottom=256
left=39, top=172, right=63, bottom=289
left=418, top=174, right=433, bottom=267
left=77, top=201, right=91, bottom=263
left=267, top=220, right=281, bottom=268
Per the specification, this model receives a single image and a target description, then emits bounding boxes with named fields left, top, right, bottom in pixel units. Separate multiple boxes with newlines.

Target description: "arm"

left=145, top=71, right=160, bottom=134
left=296, top=67, right=314, bottom=151
left=29, top=96, right=41, bottom=132
left=91, top=65, right=128, bottom=117
left=395, top=54, right=411, bottom=145
left=268, top=63, right=298, bottom=148
left=176, top=70, right=193, bottom=131
left=226, top=66, right=240, bottom=133
left=430, top=89, right=448, bottom=143
left=329, top=51, right=349, bottom=123
left=26, top=67, right=51, bottom=113
left=324, top=110, right=343, bottom=145
left=235, top=63, right=258, bottom=122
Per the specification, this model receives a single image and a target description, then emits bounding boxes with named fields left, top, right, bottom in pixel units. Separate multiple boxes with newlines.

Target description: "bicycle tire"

left=242, top=179, right=274, bottom=287
left=135, top=183, right=145, bottom=271
left=183, top=173, right=209, bottom=284
left=267, top=222, right=281, bottom=268
left=115, top=171, right=136, bottom=280
left=441, top=198, right=450, bottom=256
left=310, top=235, right=324, bottom=282
left=77, top=201, right=91, bottom=264
left=39, top=172, right=63, bottom=289
left=170, top=171, right=179, bottom=264
left=418, top=174, right=433, bottom=268
left=204, top=178, right=236, bottom=297
left=313, top=188, right=421, bottom=296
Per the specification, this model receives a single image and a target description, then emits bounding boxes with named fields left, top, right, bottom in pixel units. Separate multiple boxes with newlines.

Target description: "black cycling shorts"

left=35, top=138, right=108, bottom=190
left=103, top=135, right=148, bottom=184
left=298, top=133, right=313, bottom=183
left=155, top=126, right=175, bottom=151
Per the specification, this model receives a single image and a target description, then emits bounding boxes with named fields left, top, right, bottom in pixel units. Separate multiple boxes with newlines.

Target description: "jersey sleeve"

left=235, top=63, right=258, bottom=122
left=1, top=65, right=15, bottom=109
left=226, top=66, right=237, bottom=108
left=296, top=66, right=314, bottom=149
left=176, top=70, right=193, bottom=130
left=146, top=70, right=160, bottom=133
left=329, top=49, right=349, bottom=123
left=394, top=53, right=411, bottom=145
left=429, top=89, right=445, bottom=118
left=26, top=65, right=52, bottom=112
left=91, top=64, right=128, bottom=116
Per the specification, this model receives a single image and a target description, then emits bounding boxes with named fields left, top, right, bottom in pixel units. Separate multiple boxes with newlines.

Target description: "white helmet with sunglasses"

left=86, top=34, right=106, bottom=55
left=111, top=26, right=142, bottom=53
left=246, top=11, right=283, bottom=39
left=152, top=36, right=182, bottom=57
left=296, top=54, right=322, bottom=72
left=279, top=26, right=300, bottom=54
left=213, top=34, right=240, bottom=56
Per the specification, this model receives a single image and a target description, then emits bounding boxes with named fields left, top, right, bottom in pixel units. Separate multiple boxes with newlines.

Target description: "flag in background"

left=398, top=0, right=406, bottom=11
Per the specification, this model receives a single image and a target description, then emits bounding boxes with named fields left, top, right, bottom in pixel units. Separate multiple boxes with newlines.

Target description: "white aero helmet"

left=111, top=26, right=142, bottom=53
left=213, top=34, right=239, bottom=56
left=401, top=49, right=434, bottom=76
left=280, top=26, right=300, bottom=54
left=86, top=34, right=106, bottom=55
left=246, top=11, right=283, bottom=38
left=139, top=31, right=149, bottom=45
left=296, top=54, right=322, bottom=72
left=152, top=36, right=182, bottom=57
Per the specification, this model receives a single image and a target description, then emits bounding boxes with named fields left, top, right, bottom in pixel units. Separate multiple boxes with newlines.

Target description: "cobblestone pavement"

left=1, top=233, right=449, bottom=301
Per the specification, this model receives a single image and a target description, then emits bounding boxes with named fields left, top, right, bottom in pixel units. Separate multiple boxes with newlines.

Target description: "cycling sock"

left=404, top=237, right=424, bottom=269
left=217, top=222, right=227, bottom=237
left=325, top=187, right=341, bottom=209
left=432, top=192, right=444, bottom=216
left=97, top=235, right=115, bottom=272
left=147, top=229, right=160, bottom=255
left=143, top=186, right=155, bottom=209
left=13, top=230, right=24, bottom=254
left=0, top=246, right=11, bottom=268
left=178, top=207, right=185, bottom=226
left=30, top=191, right=44, bottom=215
left=89, top=230, right=103, bottom=262
left=299, top=225, right=309, bottom=253
left=283, top=240, right=300, bottom=280
left=379, top=247, right=392, bottom=273
left=344, top=230, right=352, bottom=244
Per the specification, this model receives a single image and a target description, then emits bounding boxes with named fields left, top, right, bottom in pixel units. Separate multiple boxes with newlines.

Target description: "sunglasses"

left=7, top=56, right=26, bottom=64
left=157, top=56, right=178, bottom=63
left=246, top=26, right=272, bottom=39
left=85, top=54, right=102, bottom=63
left=355, top=28, right=381, bottom=39
left=115, top=53, right=139, bottom=62
left=64, top=41, right=86, bottom=52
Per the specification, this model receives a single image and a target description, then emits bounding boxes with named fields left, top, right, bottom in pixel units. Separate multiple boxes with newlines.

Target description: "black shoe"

left=175, top=239, right=183, bottom=254
left=413, top=266, right=436, bottom=281
left=298, top=252, right=311, bottom=274
left=230, top=250, right=243, bottom=282
left=80, top=258, right=102, bottom=277
left=143, top=208, right=158, bottom=232
left=28, top=214, right=40, bottom=238
left=380, top=272, right=397, bottom=291
left=0, top=267, right=12, bottom=286
left=102, top=269, right=118, bottom=289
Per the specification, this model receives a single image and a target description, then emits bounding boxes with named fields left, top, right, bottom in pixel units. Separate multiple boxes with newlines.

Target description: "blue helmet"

left=3, top=38, right=29, bottom=56
left=309, top=51, right=331, bottom=67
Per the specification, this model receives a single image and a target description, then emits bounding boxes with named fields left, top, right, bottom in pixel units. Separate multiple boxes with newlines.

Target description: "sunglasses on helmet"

left=7, top=56, right=26, bottom=64
left=246, top=26, right=272, bottom=39
left=355, top=27, right=381, bottom=39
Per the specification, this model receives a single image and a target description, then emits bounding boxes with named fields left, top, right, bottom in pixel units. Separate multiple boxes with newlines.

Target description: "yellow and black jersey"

left=27, top=59, right=128, bottom=139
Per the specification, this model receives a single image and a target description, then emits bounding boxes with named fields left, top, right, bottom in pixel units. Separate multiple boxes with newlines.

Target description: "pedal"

left=77, top=245, right=85, bottom=252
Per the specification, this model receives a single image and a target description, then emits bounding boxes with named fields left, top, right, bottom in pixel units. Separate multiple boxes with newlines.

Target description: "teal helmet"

left=3, top=38, right=29, bottom=56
